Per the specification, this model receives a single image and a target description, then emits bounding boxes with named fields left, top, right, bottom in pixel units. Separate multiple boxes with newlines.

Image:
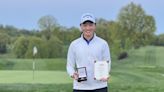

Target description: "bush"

left=118, top=51, right=128, bottom=60
left=0, top=59, right=15, bottom=69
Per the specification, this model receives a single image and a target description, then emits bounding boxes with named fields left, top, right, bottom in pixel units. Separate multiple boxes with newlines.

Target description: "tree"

left=96, top=19, right=123, bottom=55
left=13, top=36, right=29, bottom=58
left=118, top=2, right=156, bottom=49
left=47, top=36, right=64, bottom=58
left=56, top=27, right=81, bottom=45
left=96, top=18, right=112, bottom=43
left=25, top=36, right=48, bottom=58
left=14, top=36, right=49, bottom=58
left=38, top=15, right=58, bottom=40
left=0, top=33, right=10, bottom=54
left=153, top=34, right=164, bottom=46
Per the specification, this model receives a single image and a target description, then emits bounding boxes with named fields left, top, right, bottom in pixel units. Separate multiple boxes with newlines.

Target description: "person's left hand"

left=100, top=77, right=109, bottom=82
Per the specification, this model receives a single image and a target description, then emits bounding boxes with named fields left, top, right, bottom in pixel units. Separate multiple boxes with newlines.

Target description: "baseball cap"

left=80, top=13, right=96, bottom=24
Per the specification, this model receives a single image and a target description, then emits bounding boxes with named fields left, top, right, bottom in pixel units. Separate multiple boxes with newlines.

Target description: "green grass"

left=0, top=46, right=164, bottom=92
left=0, top=58, right=66, bottom=70
left=110, top=46, right=164, bottom=92
left=0, top=70, right=72, bottom=84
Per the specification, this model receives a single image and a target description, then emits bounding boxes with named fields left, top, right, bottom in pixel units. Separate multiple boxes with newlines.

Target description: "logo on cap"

left=81, top=13, right=95, bottom=24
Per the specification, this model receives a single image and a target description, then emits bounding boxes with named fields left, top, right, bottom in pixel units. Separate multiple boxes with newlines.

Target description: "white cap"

left=80, top=13, right=96, bottom=24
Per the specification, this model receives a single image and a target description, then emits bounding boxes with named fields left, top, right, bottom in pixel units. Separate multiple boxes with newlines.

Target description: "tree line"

left=0, top=2, right=163, bottom=59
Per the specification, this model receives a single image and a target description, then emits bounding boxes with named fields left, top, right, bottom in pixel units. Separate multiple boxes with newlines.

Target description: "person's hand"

left=100, top=77, right=109, bottom=82
left=71, top=72, right=79, bottom=80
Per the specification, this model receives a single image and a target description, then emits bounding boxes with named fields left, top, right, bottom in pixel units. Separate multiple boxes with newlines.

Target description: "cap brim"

left=81, top=20, right=94, bottom=24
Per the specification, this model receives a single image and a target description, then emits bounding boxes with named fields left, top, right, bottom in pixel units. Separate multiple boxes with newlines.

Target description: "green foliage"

left=96, top=19, right=123, bottom=56
left=38, top=15, right=58, bottom=31
left=56, top=27, right=81, bottom=45
left=13, top=36, right=29, bottom=58
left=153, top=34, right=164, bottom=46
left=38, top=15, right=58, bottom=40
left=46, top=36, right=63, bottom=58
left=25, top=36, right=48, bottom=58
left=118, top=2, right=156, bottom=49
left=0, top=59, right=15, bottom=69
left=0, top=33, right=9, bottom=54
left=13, top=36, right=64, bottom=58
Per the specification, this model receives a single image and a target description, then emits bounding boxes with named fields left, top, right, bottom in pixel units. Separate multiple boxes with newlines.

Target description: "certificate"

left=94, top=61, right=109, bottom=80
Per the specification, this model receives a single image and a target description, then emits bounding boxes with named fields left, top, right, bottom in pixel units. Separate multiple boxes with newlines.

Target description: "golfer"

left=67, top=13, right=111, bottom=92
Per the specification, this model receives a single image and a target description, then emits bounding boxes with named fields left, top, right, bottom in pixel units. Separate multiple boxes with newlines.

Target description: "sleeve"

left=66, top=43, right=76, bottom=77
left=102, top=42, right=111, bottom=73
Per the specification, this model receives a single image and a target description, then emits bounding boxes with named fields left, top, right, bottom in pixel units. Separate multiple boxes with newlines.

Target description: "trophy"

left=77, top=67, right=87, bottom=82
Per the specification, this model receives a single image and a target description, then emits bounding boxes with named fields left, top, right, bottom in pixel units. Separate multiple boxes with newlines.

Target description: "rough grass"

left=0, top=58, right=66, bottom=70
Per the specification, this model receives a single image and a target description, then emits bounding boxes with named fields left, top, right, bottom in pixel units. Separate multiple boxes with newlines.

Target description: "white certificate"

left=94, top=61, right=109, bottom=80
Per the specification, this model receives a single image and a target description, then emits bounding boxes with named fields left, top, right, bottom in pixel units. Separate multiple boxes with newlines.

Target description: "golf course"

left=0, top=46, right=164, bottom=92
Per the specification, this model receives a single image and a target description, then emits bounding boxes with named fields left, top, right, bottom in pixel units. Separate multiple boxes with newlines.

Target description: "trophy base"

left=77, top=77, right=87, bottom=82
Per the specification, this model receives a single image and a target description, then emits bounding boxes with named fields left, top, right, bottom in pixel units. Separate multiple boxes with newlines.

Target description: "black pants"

left=73, top=87, right=108, bottom=92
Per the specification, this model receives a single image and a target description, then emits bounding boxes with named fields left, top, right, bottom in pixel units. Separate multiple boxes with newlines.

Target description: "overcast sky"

left=0, top=0, right=163, bottom=34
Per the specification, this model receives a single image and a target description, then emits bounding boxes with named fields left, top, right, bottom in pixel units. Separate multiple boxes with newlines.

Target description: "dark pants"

left=73, top=87, right=108, bottom=92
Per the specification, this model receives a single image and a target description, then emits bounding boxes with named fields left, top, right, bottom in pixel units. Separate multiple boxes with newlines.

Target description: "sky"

left=0, top=0, right=163, bottom=34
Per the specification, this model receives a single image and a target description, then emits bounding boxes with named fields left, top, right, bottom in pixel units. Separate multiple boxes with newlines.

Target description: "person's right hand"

left=71, top=72, right=79, bottom=80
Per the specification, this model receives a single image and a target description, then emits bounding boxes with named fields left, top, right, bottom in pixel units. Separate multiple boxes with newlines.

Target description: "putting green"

left=0, top=70, right=72, bottom=84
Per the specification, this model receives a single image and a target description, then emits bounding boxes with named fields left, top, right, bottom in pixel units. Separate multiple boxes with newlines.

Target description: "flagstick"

left=32, top=46, right=37, bottom=82
left=33, top=56, right=35, bottom=81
